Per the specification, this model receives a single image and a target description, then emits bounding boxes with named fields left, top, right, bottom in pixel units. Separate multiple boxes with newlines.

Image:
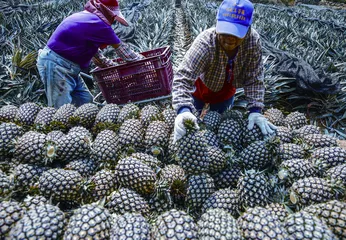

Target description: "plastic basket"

left=91, top=46, right=173, bottom=104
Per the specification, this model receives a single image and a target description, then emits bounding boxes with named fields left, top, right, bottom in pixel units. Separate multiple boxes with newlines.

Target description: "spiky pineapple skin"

left=118, top=119, right=144, bottom=153
left=117, top=103, right=139, bottom=123
left=264, top=108, right=285, bottom=126
left=212, top=163, right=242, bottom=189
left=278, top=159, right=318, bottom=184
left=0, top=122, right=23, bottom=159
left=64, top=158, right=97, bottom=177
left=94, top=103, right=120, bottom=125
left=203, top=111, right=221, bottom=132
left=284, top=111, right=307, bottom=130
left=88, top=169, right=118, bottom=202
left=34, top=107, right=56, bottom=127
left=0, top=201, right=23, bottom=238
left=311, top=147, right=346, bottom=170
left=111, top=212, right=150, bottom=240
left=92, top=129, right=119, bottom=167
left=264, top=203, right=289, bottom=222
left=56, top=131, right=91, bottom=162
left=15, top=102, right=41, bottom=126
left=70, top=103, right=99, bottom=128
left=202, top=188, right=239, bottom=217
left=0, top=105, right=18, bottom=123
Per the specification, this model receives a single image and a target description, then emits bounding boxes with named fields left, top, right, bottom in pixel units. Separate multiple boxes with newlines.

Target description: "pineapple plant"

left=115, top=157, right=157, bottom=195
left=144, top=120, right=170, bottom=155
left=111, top=212, right=151, bottom=240
left=15, top=102, right=41, bottom=127
left=303, top=200, right=346, bottom=239
left=284, top=211, right=337, bottom=239
left=284, top=111, right=307, bottom=129
left=176, top=118, right=210, bottom=174
left=118, top=119, right=144, bottom=153
left=186, top=173, right=215, bottom=212
left=106, top=188, right=150, bottom=216
left=237, top=170, right=273, bottom=209
left=289, top=177, right=343, bottom=207
left=264, top=107, right=285, bottom=126
left=198, top=208, right=243, bottom=240
left=237, top=206, right=288, bottom=239
left=64, top=203, right=112, bottom=240
left=39, top=168, right=83, bottom=202
left=202, top=111, right=221, bottom=132
left=0, top=201, right=23, bottom=238
left=0, top=105, right=18, bottom=123
left=69, top=103, right=99, bottom=128
left=117, top=103, right=139, bottom=123
left=201, top=188, right=240, bottom=217
left=151, top=209, right=198, bottom=239
left=9, top=204, right=66, bottom=240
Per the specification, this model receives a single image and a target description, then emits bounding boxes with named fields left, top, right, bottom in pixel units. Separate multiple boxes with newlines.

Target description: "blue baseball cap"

left=216, top=0, right=254, bottom=38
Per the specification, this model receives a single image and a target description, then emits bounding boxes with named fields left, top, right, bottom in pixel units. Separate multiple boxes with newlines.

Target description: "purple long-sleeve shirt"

left=47, top=11, right=120, bottom=68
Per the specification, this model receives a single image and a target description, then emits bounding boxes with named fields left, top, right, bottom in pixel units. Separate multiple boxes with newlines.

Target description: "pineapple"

left=118, top=119, right=144, bottom=153
left=275, top=126, right=293, bottom=143
left=159, top=164, right=186, bottom=203
left=301, top=133, right=338, bottom=148
left=46, top=130, right=65, bottom=142
left=200, top=129, right=220, bottom=147
left=64, top=158, right=97, bottom=177
left=237, top=206, right=287, bottom=239
left=278, top=143, right=307, bottom=162
left=176, top=119, right=209, bottom=174
left=311, top=147, right=346, bottom=170
left=15, top=102, right=41, bottom=126
left=117, top=103, right=139, bottom=123
left=212, top=162, right=242, bottom=189
left=111, top=213, right=150, bottom=240
left=162, top=108, right=176, bottom=131
left=56, top=131, right=92, bottom=162
left=221, top=109, right=244, bottom=123
left=241, top=123, right=263, bottom=148
left=278, top=159, right=318, bottom=185
left=237, top=170, right=273, bottom=209
left=94, top=103, right=120, bottom=125
left=68, top=126, right=93, bottom=139
left=201, top=188, right=240, bottom=217
left=13, top=131, right=57, bottom=165
left=207, top=146, right=227, bottom=174
left=69, top=103, right=99, bottom=128
left=148, top=195, right=173, bottom=216
left=198, top=208, right=242, bottom=240
left=0, top=172, right=15, bottom=198
left=34, top=107, right=56, bottom=129
left=0, top=105, right=18, bottom=123
left=264, top=108, right=285, bottom=126
left=131, top=152, right=162, bottom=170
left=64, top=203, right=112, bottom=240
left=325, top=164, right=346, bottom=185
left=151, top=209, right=198, bottom=240
left=0, top=201, right=23, bottom=238
left=186, top=173, right=215, bottom=212
left=92, top=129, right=119, bottom=167
left=289, top=177, right=342, bottom=207
left=50, top=103, right=76, bottom=131
left=203, top=111, right=221, bottom=132
left=238, top=138, right=278, bottom=170
left=284, top=111, right=307, bottom=129
left=0, top=122, right=23, bottom=160
left=9, top=204, right=66, bottom=240
left=293, top=124, right=320, bottom=138
left=22, top=195, right=48, bottom=209
left=106, top=188, right=150, bottom=216
left=140, top=104, right=161, bottom=128
left=264, top=203, right=290, bottom=222
left=303, top=200, right=346, bottom=239
left=87, top=169, right=118, bottom=202
left=13, top=163, right=48, bottom=190
left=115, top=157, right=156, bottom=195
left=39, top=169, right=83, bottom=202
left=217, top=118, right=242, bottom=151
left=144, top=120, right=169, bottom=155
left=284, top=211, right=337, bottom=239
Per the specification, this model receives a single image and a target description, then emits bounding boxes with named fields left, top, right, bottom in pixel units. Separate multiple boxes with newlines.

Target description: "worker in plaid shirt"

left=37, top=0, right=142, bottom=108
left=172, top=0, right=277, bottom=142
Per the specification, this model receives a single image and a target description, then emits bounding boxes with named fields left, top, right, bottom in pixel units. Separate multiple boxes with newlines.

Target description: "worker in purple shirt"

left=172, top=0, right=277, bottom=143
left=36, top=0, right=142, bottom=108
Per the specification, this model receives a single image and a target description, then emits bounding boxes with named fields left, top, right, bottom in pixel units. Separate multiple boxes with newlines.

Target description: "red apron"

left=192, top=64, right=236, bottom=104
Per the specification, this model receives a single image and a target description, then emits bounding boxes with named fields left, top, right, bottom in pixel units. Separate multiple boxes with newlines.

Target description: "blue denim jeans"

left=193, top=95, right=235, bottom=114
left=36, top=47, right=93, bottom=108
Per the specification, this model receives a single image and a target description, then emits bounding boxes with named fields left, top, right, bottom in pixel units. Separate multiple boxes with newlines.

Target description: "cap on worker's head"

left=216, top=0, right=253, bottom=38
left=100, top=0, right=129, bottom=26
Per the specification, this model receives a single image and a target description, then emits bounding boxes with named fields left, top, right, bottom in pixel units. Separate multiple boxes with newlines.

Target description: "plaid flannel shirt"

left=172, top=27, right=265, bottom=113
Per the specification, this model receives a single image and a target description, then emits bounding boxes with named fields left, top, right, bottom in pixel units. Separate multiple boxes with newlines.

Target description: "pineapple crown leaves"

left=182, top=118, right=199, bottom=133
left=91, top=122, right=120, bottom=136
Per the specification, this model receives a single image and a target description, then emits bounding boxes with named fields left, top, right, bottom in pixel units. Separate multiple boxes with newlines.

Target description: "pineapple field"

left=1, top=0, right=346, bottom=239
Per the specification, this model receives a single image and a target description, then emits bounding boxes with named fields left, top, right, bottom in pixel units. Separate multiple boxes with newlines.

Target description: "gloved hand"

left=92, top=50, right=116, bottom=68
left=248, top=112, right=277, bottom=135
left=173, top=111, right=199, bottom=143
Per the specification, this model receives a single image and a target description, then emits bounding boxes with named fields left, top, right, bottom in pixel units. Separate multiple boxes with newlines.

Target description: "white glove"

left=173, top=111, right=199, bottom=143
left=248, top=112, right=277, bottom=135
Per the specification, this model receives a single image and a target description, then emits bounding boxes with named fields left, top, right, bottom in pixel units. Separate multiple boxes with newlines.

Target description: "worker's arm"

left=111, top=42, right=144, bottom=62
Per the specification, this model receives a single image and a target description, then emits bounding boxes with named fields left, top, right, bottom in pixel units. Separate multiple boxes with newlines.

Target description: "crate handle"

left=161, top=51, right=172, bottom=66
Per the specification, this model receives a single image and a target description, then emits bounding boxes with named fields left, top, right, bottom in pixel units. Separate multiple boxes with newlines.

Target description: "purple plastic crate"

left=91, top=46, right=173, bottom=104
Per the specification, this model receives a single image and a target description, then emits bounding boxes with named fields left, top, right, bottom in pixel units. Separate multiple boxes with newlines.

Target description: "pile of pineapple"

left=0, top=101, right=345, bottom=239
